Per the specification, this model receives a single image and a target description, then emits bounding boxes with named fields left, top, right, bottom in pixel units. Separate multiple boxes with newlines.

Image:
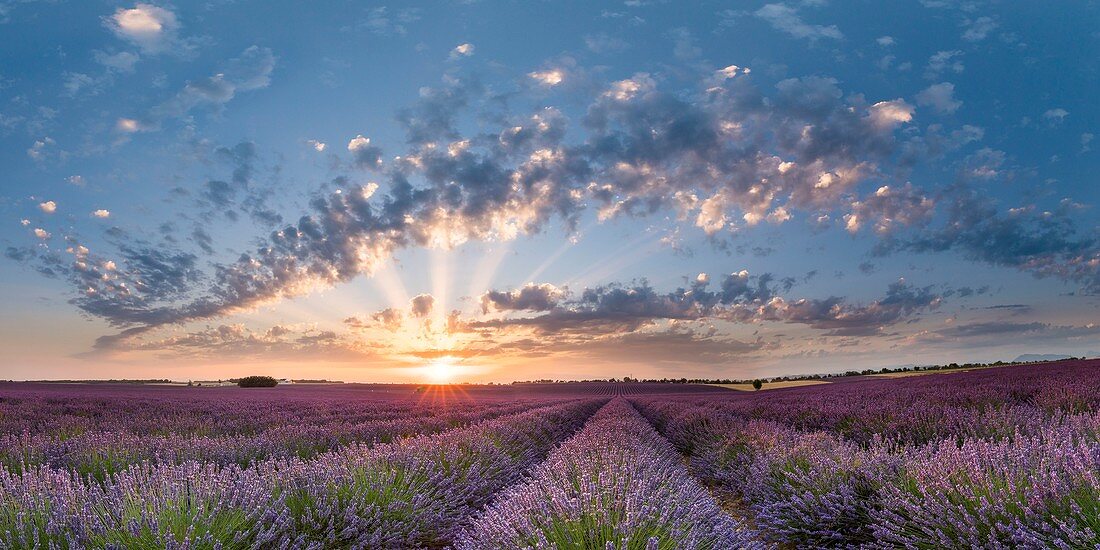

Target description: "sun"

left=423, top=356, right=459, bottom=383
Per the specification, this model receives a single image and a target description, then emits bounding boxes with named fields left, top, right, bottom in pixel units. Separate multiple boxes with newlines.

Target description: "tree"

left=752, top=379, right=763, bottom=391
left=237, top=376, right=278, bottom=388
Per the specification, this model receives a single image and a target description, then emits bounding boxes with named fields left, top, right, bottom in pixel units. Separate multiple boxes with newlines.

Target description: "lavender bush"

left=456, top=398, right=762, bottom=549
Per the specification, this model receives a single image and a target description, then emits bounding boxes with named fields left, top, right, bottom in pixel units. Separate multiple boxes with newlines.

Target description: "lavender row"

left=456, top=398, right=763, bottom=549
left=635, top=397, right=1100, bottom=548
left=0, top=398, right=605, bottom=549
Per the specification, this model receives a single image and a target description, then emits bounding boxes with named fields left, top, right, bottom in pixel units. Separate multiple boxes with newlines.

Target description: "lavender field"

left=2, top=359, right=1100, bottom=549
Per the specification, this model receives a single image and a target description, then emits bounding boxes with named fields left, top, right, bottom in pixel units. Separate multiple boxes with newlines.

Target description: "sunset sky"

left=1, top=1, right=1098, bottom=383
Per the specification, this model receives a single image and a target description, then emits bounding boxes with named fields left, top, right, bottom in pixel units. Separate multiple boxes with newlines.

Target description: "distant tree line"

left=510, top=357, right=1089, bottom=385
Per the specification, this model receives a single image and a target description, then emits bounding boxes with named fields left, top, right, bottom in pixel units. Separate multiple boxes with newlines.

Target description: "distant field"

left=1, top=358, right=1098, bottom=548
left=707, top=379, right=831, bottom=391
left=708, top=359, right=1037, bottom=391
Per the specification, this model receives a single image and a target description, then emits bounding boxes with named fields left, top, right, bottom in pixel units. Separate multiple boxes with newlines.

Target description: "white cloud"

left=604, top=73, right=655, bottom=102
left=33, top=228, right=50, bottom=240
left=916, top=82, right=961, bottom=114
left=67, top=175, right=86, bottom=186
left=449, top=43, right=474, bottom=59
left=116, top=118, right=142, bottom=133
left=867, top=99, right=915, bottom=128
left=1043, top=108, right=1069, bottom=124
left=92, top=209, right=111, bottom=218
left=961, top=16, right=997, bottom=42
left=876, top=35, right=895, bottom=46
left=26, top=137, right=55, bottom=160
left=308, top=139, right=326, bottom=152
left=1083, top=133, right=1094, bottom=153
left=20, top=219, right=30, bottom=226
left=925, top=50, right=964, bottom=79
left=62, top=73, right=97, bottom=97
left=105, top=4, right=179, bottom=54
left=38, top=201, right=57, bottom=214
left=528, top=69, right=565, bottom=87
left=755, top=3, right=843, bottom=41
left=715, top=65, right=750, bottom=80
left=94, top=50, right=140, bottom=72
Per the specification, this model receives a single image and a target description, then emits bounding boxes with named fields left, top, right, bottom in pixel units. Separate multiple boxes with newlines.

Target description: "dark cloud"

left=879, top=188, right=1100, bottom=293
left=409, top=293, right=435, bottom=318
left=923, top=321, right=1100, bottom=341
left=469, top=274, right=939, bottom=339
left=751, top=279, right=942, bottom=336
left=480, top=283, right=564, bottom=313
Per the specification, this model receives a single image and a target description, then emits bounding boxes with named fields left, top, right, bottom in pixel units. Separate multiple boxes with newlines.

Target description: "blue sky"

left=1, top=0, right=1098, bottom=382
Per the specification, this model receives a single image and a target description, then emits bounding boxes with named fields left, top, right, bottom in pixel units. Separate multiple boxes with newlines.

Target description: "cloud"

left=528, top=69, right=565, bottom=87
left=33, top=228, right=50, bottom=240
left=1083, top=133, right=1094, bottom=153
left=26, top=137, right=55, bottom=160
left=136, top=46, right=275, bottom=130
left=585, top=33, right=629, bottom=54
left=961, top=15, right=997, bottom=42
left=844, top=183, right=935, bottom=234
left=38, top=200, right=57, bottom=214
left=879, top=188, right=1100, bottom=293
left=925, top=50, right=964, bottom=79
left=105, top=3, right=180, bottom=55
left=371, top=308, right=404, bottom=330
left=911, top=320, right=1100, bottom=347
left=876, top=36, right=895, bottom=46
left=308, top=140, right=326, bottom=152
left=16, top=64, right=959, bottom=344
left=116, top=118, right=142, bottom=133
left=480, top=283, right=565, bottom=313
left=916, top=82, right=961, bottom=114
left=470, top=274, right=940, bottom=339
left=755, top=3, right=843, bottom=41
left=1043, top=108, right=1069, bottom=124
left=752, top=279, right=941, bottom=336
left=109, top=323, right=372, bottom=361
left=449, top=43, right=474, bottom=59
left=17, top=59, right=1095, bottom=355
left=347, top=135, right=383, bottom=168
left=867, top=99, right=915, bottom=128
left=358, top=6, right=420, bottom=36
left=409, top=293, right=435, bottom=318
left=94, top=50, right=140, bottom=72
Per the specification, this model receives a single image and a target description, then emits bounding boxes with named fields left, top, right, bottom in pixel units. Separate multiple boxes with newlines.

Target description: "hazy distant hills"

left=1014, top=354, right=1076, bottom=363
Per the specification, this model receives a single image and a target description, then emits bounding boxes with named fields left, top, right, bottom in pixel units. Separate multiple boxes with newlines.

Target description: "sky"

left=1, top=0, right=1099, bottom=383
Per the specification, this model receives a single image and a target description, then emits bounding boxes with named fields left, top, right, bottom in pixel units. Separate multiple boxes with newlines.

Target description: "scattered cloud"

left=126, top=46, right=275, bottom=132
left=755, top=3, right=843, bottom=41
left=916, top=82, right=962, bottom=114
left=925, top=50, right=964, bottom=79
left=347, top=135, right=383, bottom=168
left=104, top=3, right=181, bottom=55
left=528, top=69, right=565, bottom=87
left=1043, top=108, right=1069, bottom=125
left=450, top=42, right=474, bottom=59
